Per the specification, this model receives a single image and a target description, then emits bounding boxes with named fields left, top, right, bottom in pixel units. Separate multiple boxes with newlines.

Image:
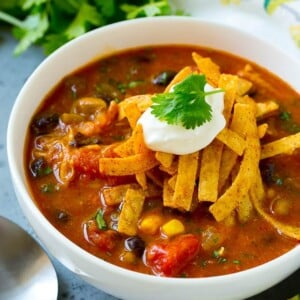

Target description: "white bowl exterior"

left=7, top=17, right=300, bottom=300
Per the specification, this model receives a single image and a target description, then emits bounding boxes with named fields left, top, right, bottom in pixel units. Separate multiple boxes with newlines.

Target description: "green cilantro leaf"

left=151, top=74, right=223, bottom=129
left=12, top=10, right=49, bottom=55
left=65, top=3, right=103, bottom=39
left=95, top=209, right=107, bottom=230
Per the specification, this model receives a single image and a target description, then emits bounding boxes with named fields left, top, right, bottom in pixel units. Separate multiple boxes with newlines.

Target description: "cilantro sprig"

left=151, top=74, right=223, bottom=130
left=0, top=0, right=185, bottom=55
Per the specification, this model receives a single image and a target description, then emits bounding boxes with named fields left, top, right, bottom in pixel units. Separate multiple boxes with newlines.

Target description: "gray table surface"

left=0, top=26, right=299, bottom=300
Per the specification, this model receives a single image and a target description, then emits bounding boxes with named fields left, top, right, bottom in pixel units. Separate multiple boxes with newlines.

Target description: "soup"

left=25, top=46, right=300, bottom=278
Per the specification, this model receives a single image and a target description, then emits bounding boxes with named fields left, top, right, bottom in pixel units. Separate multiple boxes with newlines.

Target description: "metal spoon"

left=0, top=216, right=58, bottom=300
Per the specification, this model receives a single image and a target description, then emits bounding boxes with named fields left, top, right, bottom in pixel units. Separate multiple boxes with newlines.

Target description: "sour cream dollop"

left=138, top=84, right=225, bottom=155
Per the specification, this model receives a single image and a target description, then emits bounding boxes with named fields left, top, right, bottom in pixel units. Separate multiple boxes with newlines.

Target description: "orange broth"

left=25, top=46, right=300, bottom=277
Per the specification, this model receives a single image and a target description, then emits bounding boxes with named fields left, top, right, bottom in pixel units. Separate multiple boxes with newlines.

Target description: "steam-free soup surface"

left=26, top=46, right=300, bottom=277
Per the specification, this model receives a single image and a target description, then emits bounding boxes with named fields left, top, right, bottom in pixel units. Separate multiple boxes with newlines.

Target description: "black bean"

left=124, top=236, right=145, bottom=257
left=30, top=157, right=52, bottom=178
left=260, top=161, right=283, bottom=186
left=55, top=210, right=70, bottom=224
left=152, top=70, right=177, bottom=86
left=30, top=112, right=59, bottom=135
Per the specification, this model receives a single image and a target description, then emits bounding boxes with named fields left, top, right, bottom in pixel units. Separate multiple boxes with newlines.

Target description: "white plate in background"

left=171, top=0, right=300, bottom=60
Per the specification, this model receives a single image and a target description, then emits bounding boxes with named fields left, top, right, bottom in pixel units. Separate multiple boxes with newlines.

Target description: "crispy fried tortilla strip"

left=168, top=174, right=177, bottom=190
left=261, top=132, right=300, bottom=159
left=159, top=159, right=178, bottom=175
left=218, top=147, right=238, bottom=194
left=256, top=101, right=279, bottom=119
left=210, top=104, right=260, bottom=221
left=199, top=140, right=223, bottom=202
left=235, top=77, right=253, bottom=96
left=113, top=124, right=146, bottom=157
left=155, top=151, right=174, bottom=168
left=113, top=138, right=134, bottom=157
left=133, top=124, right=148, bottom=154
left=218, top=74, right=239, bottom=122
left=173, top=152, right=199, bottom=211
left=238, top=64, right=282, bottom=99
left=237, top=193, right=254, bottom=224
left=136, top=172, right=147, bottom=190
left=123, top=101, right=142, bottom=129
left=258, top=123, right=268, bottom=139
left=163, top=178, right=175, bottom=207
left=192, top=52, right=220, bottom=87
left=117, top=188, right=145, bottom=236
left=102, top=184, right=139, bottom=206
left=219, top=102, right=251, bottom=191
left=165, top=66, right=194, bottom=92
left=99, top=151, right=158, bottom=176
left=216, top=127, right=245, bottom=156
left=118, top=94, right=152, bottom=120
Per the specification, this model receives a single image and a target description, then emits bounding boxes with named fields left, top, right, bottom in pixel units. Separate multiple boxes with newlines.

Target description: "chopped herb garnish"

left=217, top=257, right=227, bottom=264
left=233, top=259, right=241, bottom=265
left=212, top=246, right=225, bottom=258
left=40, top=183, right=58, bottom=193
left=0, top=0, right=184, bottom=55
left=151, top=74, right=223, bottom=129
left=30, top=157, right=52, bottom=178
left=117, top=80, right=145, bottom=93
left=95, top=209, right=107, bottom=230
left=279, top=111, right=292, bottom=121
left=279, top=110, right=300, bottom=133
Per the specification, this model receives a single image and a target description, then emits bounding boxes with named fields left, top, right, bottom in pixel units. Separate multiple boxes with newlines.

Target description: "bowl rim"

left=6, top=15, right=300, bottom=290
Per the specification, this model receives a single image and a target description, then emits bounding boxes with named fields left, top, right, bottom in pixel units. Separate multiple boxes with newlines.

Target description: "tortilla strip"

left=165, top=66, right=194, bottom=92
left=159, top=160, right=178, bottom=175
left=99, top=151, right=158, bottom=176
left=210, top=104, right=260, bottom=221
left=136, top=172, right=147, bottom=190
left=117, top=188, right=145, bottom=236
left=256, top=100, right=279, bottom=119
left=113, top=124, right=145, bottom=157
left=192, top=52, right=220, bottom=87
left=238, top=64, right=282, bottom=99
left=113, top=137, right=134, bottom=157
left=155, top=151, right=174, bottom=168
left=257, top=123, right=268, bottom=139
left=102, top=184, right=139, bottom=206
left=199, top=140, right=223, bottom=202
left=216, top=127, right=245, bottom=156
left=235, top=77, right=253, bottom=96
left=218, top=102, right=251, bottom=190
left=163, top=178, right=175, bottom=207
left=261, top=132, right=300, bottom=159
left=123, top=101, right=142, bottom=129
left=237, top=193, right=254, bottom=224
left=218, top=147, right=238, bottom=194
left=173, top=152, right=199, bottom=211
left=168, top=174, right=177, bottom=190
left=218, top=74, right=239, bottom=122
left=118, top=94, right=152, bottom=120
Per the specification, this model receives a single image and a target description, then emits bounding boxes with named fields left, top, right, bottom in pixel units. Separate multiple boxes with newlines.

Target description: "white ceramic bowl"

left=7, top=16, right=300, bottom=300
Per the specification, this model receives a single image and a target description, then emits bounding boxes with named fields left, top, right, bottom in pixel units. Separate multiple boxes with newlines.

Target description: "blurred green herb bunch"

left=0, top=0, right=184, bottom=55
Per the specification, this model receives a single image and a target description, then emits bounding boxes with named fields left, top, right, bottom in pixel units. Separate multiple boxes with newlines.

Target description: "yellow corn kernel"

left=139, top=214, right=162, bottom=235
left=161, top=219, right=185, bottom=238
left=119, top=251, right=136, bottom=265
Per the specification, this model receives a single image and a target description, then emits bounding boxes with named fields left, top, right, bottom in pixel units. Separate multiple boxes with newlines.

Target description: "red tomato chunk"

left=145, top=234, right=200, bottom=277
